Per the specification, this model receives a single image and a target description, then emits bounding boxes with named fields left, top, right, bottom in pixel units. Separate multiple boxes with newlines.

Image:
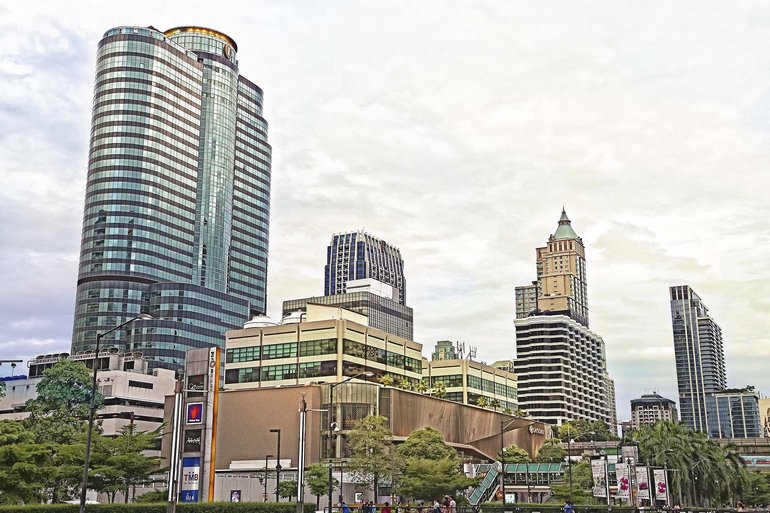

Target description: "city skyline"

left=1, top=1, right=770, bottom=420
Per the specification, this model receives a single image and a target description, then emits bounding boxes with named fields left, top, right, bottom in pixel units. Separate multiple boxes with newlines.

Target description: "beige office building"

left=423, top=358, right=518, bottom=412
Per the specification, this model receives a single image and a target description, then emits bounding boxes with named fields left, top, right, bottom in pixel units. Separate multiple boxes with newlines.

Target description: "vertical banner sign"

left=591, top=459, right=608, bottom=497
left=616, top=463, right=631, bottom=498
left=636, top=466, right=650, bottom=500
left=206, top=347, right=221, bottom=501
left=180, top=457, right=201, bottom=502
left=653, top=469, right=668, bottom=503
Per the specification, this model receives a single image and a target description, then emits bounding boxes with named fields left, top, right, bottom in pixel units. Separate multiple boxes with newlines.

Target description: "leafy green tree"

left=549, top=461, right=595, bottom=504
left=307, top=463, right=338, bottom=509
left=278, top=480, right=298, bottom=501
left=25, top=359, right=102, bottom=445
left=398, top=379, right=412, bottom=391
left=396, top=427, right=476, bottom=501
left=415, top=380, right=429, bottom=394
left=134, top=489, right=168, bottom=502
left=501, top=444, right=531, bottom=463
left=379, top=375, right=395, bottom=386
left=91, top=424, right=162, bottom=502
left=348, top=415, right=397, bottom=498
left=489, top=399, right=501, bottom=411
left=0, top=420, right=50, bottom=504
left=398, top=457, right=476, bottom=501
left=397, top=427, right=456, bottom=460
left=536, top=439, right=566, bottom=463
left=742, top=470, right=770, bottom=507
left=476, top=396, right=488, bottom=408
left=557, top=420, right=615, bottom=442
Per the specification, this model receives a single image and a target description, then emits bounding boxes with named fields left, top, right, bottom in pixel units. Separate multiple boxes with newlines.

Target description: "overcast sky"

left=1, top=0, right=769, bottom=421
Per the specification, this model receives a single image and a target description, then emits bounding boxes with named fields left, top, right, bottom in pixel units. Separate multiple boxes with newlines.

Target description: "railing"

left=469, top=462, right=501, bottom=506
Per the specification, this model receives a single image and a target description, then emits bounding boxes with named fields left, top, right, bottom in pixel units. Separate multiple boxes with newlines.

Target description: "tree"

left=432, top=382, right=446, bottom=399
left=307, top=463, right=338, bottom=509
left=0, top=381, right=5, bottom=398
left=415, top=380, right=429, bottom=394
left=476, top=396, right=488, bottom=408
left=379, top=375, right=395, bottom=386
left=557, top=420, right=615, bottom=442
left=397, top=427, right=456, bottom=461
left=743, top=471, right=770, bottom=507
left=501, top=444, right=531, bottom=463
left=25, top=359, right=102, bottom=445
left=489, top=399, right=501, bottom=411
left=348, top=415, right=397, bottom=499
left=398, top=379, right=412, bottom=391
left=396, top=427, right=476, bottom=501
left=398, top=457, right=476, bottom=501
left=278, top=480, right=298, bottom=501
left=536, top=439, right=566, bottom=463
left=0, top=420, right=50, bottom=504
left=134, top=489, right=168, bottom=503
left=549, top=461, right=595, bottom=504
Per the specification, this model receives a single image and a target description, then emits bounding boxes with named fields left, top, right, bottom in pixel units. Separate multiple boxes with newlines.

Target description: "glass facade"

left=72, top=26, right=271, bottom=370
left=705, top=393, right=761, bottom=439
left=324, top=231, right=406, bottom=304
left=669, top=285, right=726, bottom=433
left=283, top=291, right=414, bottom=340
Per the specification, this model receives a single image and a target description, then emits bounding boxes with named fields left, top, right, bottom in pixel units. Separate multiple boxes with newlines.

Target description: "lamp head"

left=136, top=313, right=153, bottom=320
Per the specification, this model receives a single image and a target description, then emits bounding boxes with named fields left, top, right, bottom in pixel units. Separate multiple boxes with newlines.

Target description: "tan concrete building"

left=224, top=304, right=423, bottom=390
left=760, top=397, right=770, bottom=437
left=534, top=209, right=588, bottom=327
left=422, top=358, right=518, bottom=412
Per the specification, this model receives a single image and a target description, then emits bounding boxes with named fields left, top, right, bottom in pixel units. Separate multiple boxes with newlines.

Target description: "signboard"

left=635, top=466, right=650, bottom=500
left=180, top=457, right=201, bottom=502
left=615, top=463, right=630, bottom=498
left=184, top=429, right=202, bottom=453
left=186, top=402, right=203, bottom=424
left=208, top=348, right=217, bottom=392
left=591, top=459, right=608, bottom=498
left=230, top=490, right=241, bottom=502
left=653, top=468, right=668, bottom=503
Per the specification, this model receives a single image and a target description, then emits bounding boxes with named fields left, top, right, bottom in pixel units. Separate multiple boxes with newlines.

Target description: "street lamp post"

left=270, top=429, right=282, bottom=502
left=264, top=454, right=273, bottom=502
left=327, top=371, right=373, bottom=513
left=500, top=416, right=526, bottom=506
left=79, top=313, right=152, bottom=513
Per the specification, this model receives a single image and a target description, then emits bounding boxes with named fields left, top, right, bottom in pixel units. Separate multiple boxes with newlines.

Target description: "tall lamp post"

left=79, top=313, right=152, bottom=513
left=270, top=429, right=282, bottom=502
left=500, top=417, right=527, bottom=506
left=328, top=371, right=373, bottom=513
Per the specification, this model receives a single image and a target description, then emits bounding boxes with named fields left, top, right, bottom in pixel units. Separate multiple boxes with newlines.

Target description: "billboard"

left=635, top=466, right=650, bottom=500
left=184, top=429, right=202, bottom=453
left=615, top=463, right=630, bottom=498
left=653, top=468, right=668, bottom=503
left=186, top=402, right=203, bottom=424
left=591, top=459, right=608, bottom=497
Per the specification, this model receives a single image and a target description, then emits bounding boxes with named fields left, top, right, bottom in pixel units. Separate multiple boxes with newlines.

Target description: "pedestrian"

left=342, top=502, right=351, bottom=513
left=433, top=498, right=441, bottom=513
left=737, top=501, right=747, bottom=512
left=562, top=500, right=575, bottom=513
left=382, top=502, right=392, bottom=513
left=448, top=496, right=456, bottom=513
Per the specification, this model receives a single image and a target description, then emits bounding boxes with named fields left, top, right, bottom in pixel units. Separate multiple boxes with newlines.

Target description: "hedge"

left=0, top=502, right=316, bottom=513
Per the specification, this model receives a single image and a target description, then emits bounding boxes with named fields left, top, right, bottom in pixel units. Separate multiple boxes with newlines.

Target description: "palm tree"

left=415, top=379, right=429, bottom=394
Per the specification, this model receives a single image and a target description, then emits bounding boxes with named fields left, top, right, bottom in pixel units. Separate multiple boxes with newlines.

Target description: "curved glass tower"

left=72, top=26, right=271, bottom=369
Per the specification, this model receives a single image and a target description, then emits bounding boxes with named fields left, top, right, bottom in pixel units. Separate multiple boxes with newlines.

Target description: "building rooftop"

left=553, top=208, right=579, bottom=240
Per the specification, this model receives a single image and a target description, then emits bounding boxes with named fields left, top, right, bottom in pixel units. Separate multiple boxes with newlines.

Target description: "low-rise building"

left=423, top=358, right=518, bottom=412
left=706, top=389, right=762, bottom=439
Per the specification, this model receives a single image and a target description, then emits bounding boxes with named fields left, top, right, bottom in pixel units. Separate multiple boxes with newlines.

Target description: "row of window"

left=224, top=361, right=338, bottom=384
left=342, top=339, right=421, bottom=372
left=226, top=339, right=339, bottom=363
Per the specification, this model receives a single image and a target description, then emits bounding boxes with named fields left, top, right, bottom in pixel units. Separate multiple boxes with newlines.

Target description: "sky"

left=1, top=0, right=769, bottom=421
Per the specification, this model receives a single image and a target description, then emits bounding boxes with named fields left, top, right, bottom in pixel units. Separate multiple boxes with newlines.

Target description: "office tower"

left=515, top=281, right=538, bottom=319
left=705, top=390, right=761, bottom=438
left=669, top=285, right=726, bottom=432
left=282, top=279, right=414, bottom=339
left=324, top=231, right=406, bottom=304
left=514, top=210, right=613, bottom=425
left=606, top=375, right=618, bottom=429
left=71, top=26, right=272, bottom=369
left=533, top=209, right=588, bottom=326
left=630, top=392, right=678, bottom=427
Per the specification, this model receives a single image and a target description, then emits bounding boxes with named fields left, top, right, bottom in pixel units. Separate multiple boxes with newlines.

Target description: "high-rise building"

left=531, top=209, right=588, bottom=326
left=669, top=285, right=726, bottom=432
left=514, top=315, right=612, bottom=425
left=431, top=340, right=458, bottom=361
left=630, top=392, right=678, bottom=427
left=514, top=210, right=613, bottom=425
left=324, top=231, right=406, bottom=304
left=71, top=26, right=271, bottom=370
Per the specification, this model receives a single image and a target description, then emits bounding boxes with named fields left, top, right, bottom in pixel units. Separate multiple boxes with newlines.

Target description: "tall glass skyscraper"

left=324, top=231, right=406, bottom=304
left=669, top=285, right=726, bottom=432
left=71, top=26, right=271, bottom=370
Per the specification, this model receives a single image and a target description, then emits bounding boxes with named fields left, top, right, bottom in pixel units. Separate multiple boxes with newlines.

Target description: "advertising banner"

left=184, top=429, right=202, bottom=453
left=615, top=463, right=630, bottom=498
left=653, top=469, right=668, bottom=503
left=180, top=457, right=201, bottom=503
left=186, top=402, right=203, bottom=424
left=636, top=466, right=650, bottom=500
left=591, top=459, right=608, bottom=497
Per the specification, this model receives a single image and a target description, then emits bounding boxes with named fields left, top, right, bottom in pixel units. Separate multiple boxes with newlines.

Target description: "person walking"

left=562, top=500, right=575, bottom=513
left=448, top=496, right=456, bottom=513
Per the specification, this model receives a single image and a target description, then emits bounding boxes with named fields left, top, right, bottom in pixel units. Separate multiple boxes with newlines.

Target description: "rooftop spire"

left=553, top=207, right=579, bottom=240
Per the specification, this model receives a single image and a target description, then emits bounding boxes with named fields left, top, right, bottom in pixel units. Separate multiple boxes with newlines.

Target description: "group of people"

left=338, top=496, right=456, bottom=513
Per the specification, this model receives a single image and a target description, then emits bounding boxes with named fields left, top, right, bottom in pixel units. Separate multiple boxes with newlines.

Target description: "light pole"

left=500, top=416, right=527, bottom=506
left=264, top=454, right=273, bottom=502
left=270, top=429, right=282, bottom=502
left=567, top=437, right=574, bottom=500
left=79, top=313, right=152, bottom=513
left=328, top=371, right=373, bottom=513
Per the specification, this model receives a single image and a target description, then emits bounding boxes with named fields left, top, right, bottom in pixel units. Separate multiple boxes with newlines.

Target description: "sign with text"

left=591, top=459, right=608, bottom=497
left=180, top=457, right=201, bottom=502
left=635, top=466, right=650, bottom=500
left=653, top=468, right=668, bottom=503
left=615, top=463, right=630, bottom=498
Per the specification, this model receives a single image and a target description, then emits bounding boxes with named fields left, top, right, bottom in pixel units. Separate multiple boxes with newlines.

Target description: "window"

left=128, top=380, right=153, bottom=390
left=261, top=343, right=297, bottom=360
left=226, top=346, right=260, bottom=363
left=298, top=361, right=336, bottom=378
left=261, top=364, right=297, bottom=381
left=299, top=339, right=337, bottom=357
